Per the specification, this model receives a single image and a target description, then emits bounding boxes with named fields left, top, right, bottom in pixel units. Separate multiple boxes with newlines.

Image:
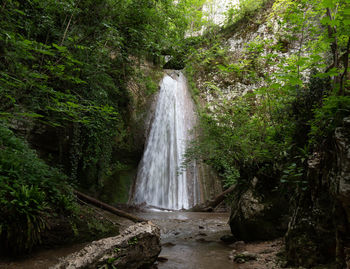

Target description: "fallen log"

left=51, top=222, right=161, bottom=269
left=74, top=190, right=146, bottom=223
left=190, top=184, right=237, bottom=212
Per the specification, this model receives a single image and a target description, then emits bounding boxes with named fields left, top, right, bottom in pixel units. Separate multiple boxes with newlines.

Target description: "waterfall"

left=133, top=71, right=200, bottom=210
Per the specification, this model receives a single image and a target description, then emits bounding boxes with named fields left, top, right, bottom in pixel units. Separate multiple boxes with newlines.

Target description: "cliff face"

left=286, top=118, right=350, bottom=268
left=99, top=63, right=163, bottom=204
left=334, top=118, right=350, bottom=268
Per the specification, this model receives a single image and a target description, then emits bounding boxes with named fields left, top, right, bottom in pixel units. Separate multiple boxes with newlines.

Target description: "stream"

left=136, top=211, right=234, bottom=269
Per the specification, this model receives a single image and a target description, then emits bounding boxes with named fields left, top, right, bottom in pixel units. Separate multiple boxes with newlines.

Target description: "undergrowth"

left=0, top=123, right=76, bottom=255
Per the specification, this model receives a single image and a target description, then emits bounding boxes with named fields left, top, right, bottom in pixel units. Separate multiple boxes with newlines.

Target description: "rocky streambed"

left=136, top=211, right=233, bottom=269
left=135, top=211, right=287, bottom=269
left=0, top=210, right=287, bottom=269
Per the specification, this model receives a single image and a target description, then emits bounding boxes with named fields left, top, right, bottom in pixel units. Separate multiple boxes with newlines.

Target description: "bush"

left=309, top=95, right=350, bottom=145
left=0, top=123, right=75, bottom=255
left=225, top=0, right=270, bottom=26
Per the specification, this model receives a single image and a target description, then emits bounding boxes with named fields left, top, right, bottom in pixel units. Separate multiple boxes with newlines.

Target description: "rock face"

left=51, top=222, right=161, bottom=269
left=229, top=178, right=288, bottom=241
left=334, top=117, right=350, bottom=268
left=285, top=117, right=350, bottom=268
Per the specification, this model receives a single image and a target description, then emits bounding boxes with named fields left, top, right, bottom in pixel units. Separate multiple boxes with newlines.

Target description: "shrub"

left=0, top=123, right=75, bottom=255
left=309, top=95, right=350, bottom=145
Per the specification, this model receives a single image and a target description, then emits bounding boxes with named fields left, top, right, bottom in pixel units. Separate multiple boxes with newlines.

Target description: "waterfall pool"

left=136, top=211, right=235, bottom=269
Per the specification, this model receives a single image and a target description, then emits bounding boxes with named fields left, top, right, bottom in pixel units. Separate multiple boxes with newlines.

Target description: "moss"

left=41, top=205, right=119, bottom=249
left=100, top=166, right=138, bottom=204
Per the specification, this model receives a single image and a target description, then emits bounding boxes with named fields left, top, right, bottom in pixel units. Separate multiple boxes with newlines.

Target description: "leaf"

left=322, top=0, right=335, bottom=9
left=15, top=112, right=44, bottom=118
left=52, top=43, right=67, bottom=52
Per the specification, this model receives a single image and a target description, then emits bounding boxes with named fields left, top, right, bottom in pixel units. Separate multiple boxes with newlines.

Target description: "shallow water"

left=136, top=211, right=235, bottom=269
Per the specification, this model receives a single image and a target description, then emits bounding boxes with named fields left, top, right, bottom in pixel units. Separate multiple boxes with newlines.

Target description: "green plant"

left=0, top=124, right=75, bottom=254
left=310, top=95, right=350, bottom=145
left=225, top=0, right=270, bottom=26
left=128, top=236, right=138, bottom=245
left=0, top=184, right=48, bottom=253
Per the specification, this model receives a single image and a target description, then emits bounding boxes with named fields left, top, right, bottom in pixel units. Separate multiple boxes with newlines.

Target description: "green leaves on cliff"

left=185, top=0, right=350, bottom=190
left=0, top=0, right=204, bottom=189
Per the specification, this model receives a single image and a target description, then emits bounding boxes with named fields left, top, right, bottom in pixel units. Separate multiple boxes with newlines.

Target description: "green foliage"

left=185, top=0, right=350, bottom=196
left=0, top=0, right=208, bottom=256
left=128, top=236, right=138, bottom=245
left=0, top=0, right=209, bottom=192
left=310, top=95, right=350, bottom=144
left=0, top=124, right=75, bottom=254
left=186, top=88, right=294, bottom=187
left=225, top=0, right=270, bottom=26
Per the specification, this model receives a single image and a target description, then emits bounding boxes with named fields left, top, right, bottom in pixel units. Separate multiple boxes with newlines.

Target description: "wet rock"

left=230, top=241, right=245, bottom=249
left=157, top=256, right=168, bottom=262
left=228, top=249, right=237, bottom=260
left=162, top=242, right=176, bottom=247
left=233, top=251, right=257, bottom=263
left=196, top=238, right=211, bottom=243
left=220, top=235, right=236, bottom=244
left=51, top=222, right=161, bottom=269
left=229, top=177, right=288, bottom=241
left=259, top=249, right=274, bottom=254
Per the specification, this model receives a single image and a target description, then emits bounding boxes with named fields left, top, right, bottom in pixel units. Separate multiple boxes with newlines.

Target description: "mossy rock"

left=229, top=180, right=288, bottom=241
left=284, top=206, right=335, bottom=268
left=41, top=205, right=119, bottom=249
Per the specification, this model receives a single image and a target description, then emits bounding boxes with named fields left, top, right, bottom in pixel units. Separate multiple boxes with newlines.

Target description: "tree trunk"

left=190, top=184, right=237, bottom=212
left=74, top=190, right=146, bottom=223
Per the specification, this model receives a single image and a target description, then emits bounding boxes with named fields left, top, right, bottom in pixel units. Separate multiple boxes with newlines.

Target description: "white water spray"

left=133, top=71, right=199, bottom=210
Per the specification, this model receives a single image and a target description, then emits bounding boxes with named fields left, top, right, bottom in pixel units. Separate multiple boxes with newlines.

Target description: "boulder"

left=220, top=235, right=236, bottom=244
left=233, top=251, right=258, bottom=263
left=51, top=221, right=161, bottom=269
left=229, top=178, right=288, bottom=241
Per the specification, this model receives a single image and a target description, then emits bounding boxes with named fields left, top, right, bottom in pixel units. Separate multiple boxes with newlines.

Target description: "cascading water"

left=133, top=71, right=200, bottom=210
